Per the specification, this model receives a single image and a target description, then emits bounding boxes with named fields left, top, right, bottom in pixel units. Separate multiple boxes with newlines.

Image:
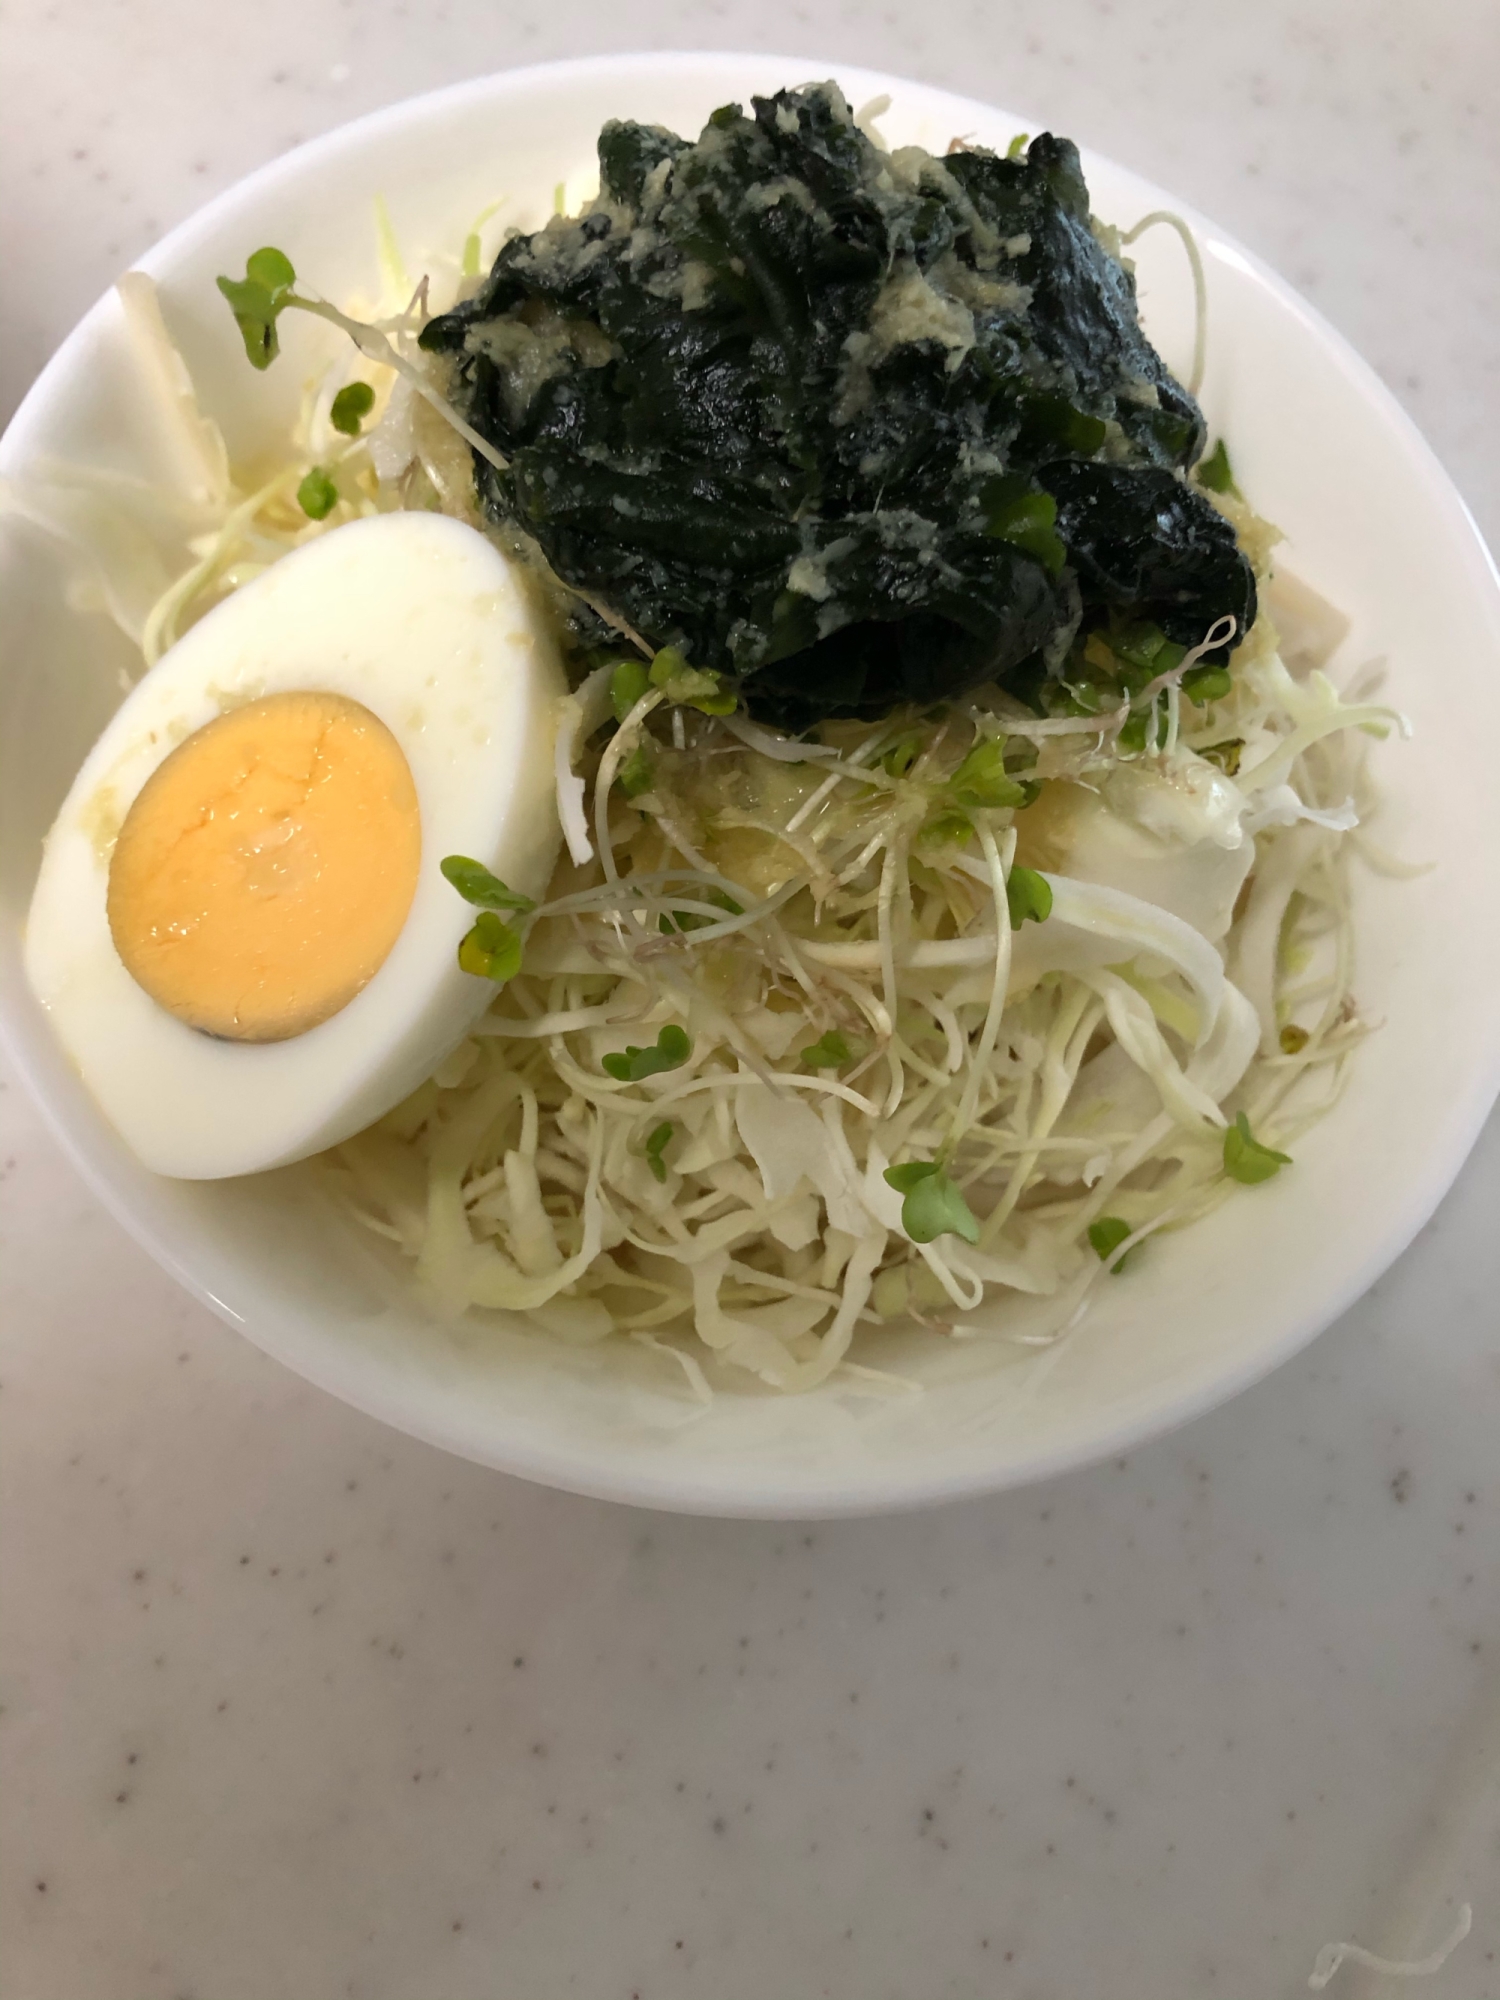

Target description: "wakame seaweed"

left=421, top=82, right=1255, bottom=725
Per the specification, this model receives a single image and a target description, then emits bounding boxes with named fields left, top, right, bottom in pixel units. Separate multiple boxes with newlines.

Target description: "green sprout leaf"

left=246, top=246, right=295, bottom=292
left=440, top=855, right=536, bottom=913
left=980, top=477, right=1067, bottom=573
left=644, top=1121, right=675, bottom=1182
left=1006, top=865, right=1053, bottom=929
left=648, top=645, right=689, bottom=684
left=296, top=467, right=339, bottom=520
left=882, top=1160, right=980, bottom=1246
left=948, top=736, right=1036, bottom=811
left=1182, top=662, right=1233, bottom=705
left=329, top=381, right=376, bottom=435
left=216, top=247, right=297, bottom=369
left=617, top=745, right=654, bottom=797
left=799, top=1029, right=855, bottom=1069
left=602, top=1023, right=692, bottom=1083
left=647, top=641, right=684, bottom=696
left=1006, top=131, right=1029, bottom=159
left=918, top=811, right=974, bottom=849
left=1111, top=622, right=1168, bottom=670
left=648, top=646, right=737, bottom=716
left=1058, top=679, right=1108, bottom=717
left=1117, top=702, right=1172, bottom=754
left=1197, top=437, right=1241, bottom=497
left=1222, top=1110, right=1292, bottom=1185
left=1088, top=1215, right=1137, bottom=1270
left=610, top=659, right=652, bottom=721
left=659, top=889, right=742, bottom=935
left=217, top=280, right=282, bottom=367
left=456, top=910, right=523, bottom=983
left=1083, top=629, right=1125, bottom=677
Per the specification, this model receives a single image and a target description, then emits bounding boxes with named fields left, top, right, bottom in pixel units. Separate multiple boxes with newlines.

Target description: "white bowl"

left=4, top=54, right=1499, bottom=1517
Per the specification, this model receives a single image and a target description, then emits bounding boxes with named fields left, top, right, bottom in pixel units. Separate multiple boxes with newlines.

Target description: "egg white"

left=25, top=513, right=565, bottom=1178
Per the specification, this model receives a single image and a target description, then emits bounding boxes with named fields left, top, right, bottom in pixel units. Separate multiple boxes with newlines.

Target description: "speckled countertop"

left=3, top=4, right=1499, bottom=1997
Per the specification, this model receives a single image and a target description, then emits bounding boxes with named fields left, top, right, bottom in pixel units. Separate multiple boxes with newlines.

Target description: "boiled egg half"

left=25, top=513, right=565, bottom=1178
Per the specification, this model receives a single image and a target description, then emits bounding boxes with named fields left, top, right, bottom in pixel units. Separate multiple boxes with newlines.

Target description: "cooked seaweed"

left=421, top=82, right=1255, bottom=724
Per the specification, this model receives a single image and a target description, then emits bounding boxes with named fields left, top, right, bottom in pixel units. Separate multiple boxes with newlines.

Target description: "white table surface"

left=3, top=4, right=1498, bottom=1996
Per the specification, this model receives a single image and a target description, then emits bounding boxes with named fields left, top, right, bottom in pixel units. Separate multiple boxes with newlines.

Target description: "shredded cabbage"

left=333, top=586, right=1389, bottom=1391
left=9, top=205, right=1401, bottom=1399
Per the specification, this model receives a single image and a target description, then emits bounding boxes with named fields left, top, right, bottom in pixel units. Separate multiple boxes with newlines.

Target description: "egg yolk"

left=106, top=691, right=421, bottom=1042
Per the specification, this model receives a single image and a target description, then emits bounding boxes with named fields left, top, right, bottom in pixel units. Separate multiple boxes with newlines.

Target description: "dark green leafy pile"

left=421, top=83, right=1254, bottom=726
